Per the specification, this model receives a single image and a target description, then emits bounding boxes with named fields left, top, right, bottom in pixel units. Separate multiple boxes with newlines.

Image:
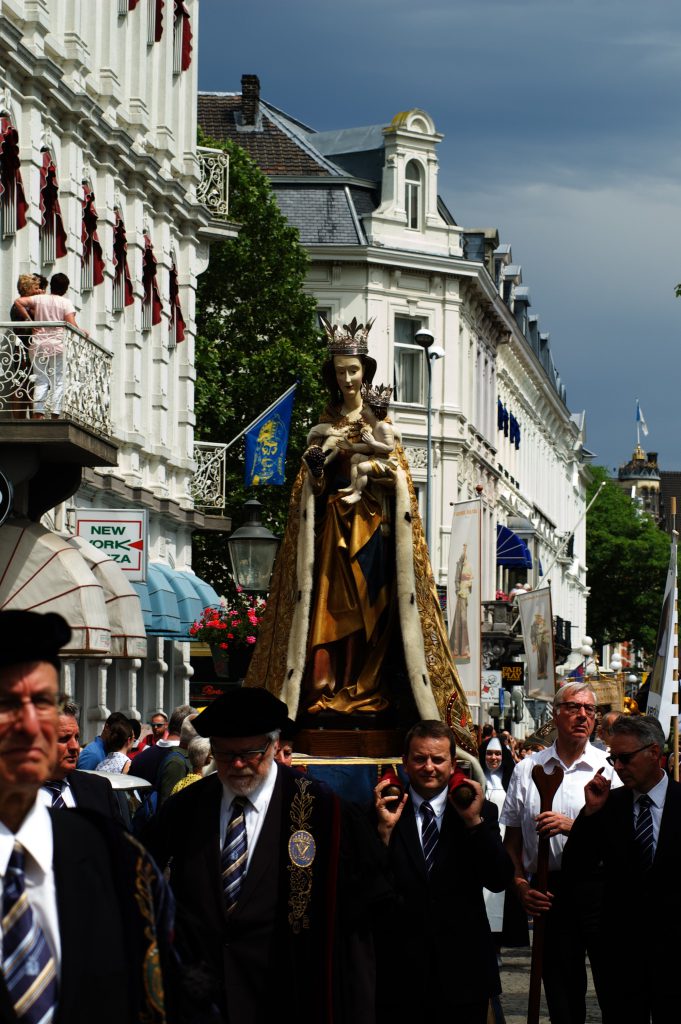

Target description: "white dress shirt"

left=633, top=770, right=668, bottom=856
left=0, top=799, right=61, bottom=970
left=409, top=785, right=449, bottom=853
left=500, top=741, right=621, bottom=874
left=219, top=759, right=278, bottom=871
left=38, top=780, right=76, bottom=809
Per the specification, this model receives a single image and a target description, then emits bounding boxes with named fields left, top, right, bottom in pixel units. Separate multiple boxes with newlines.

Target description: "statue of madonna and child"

left=245, top=316, right=477, bottom=758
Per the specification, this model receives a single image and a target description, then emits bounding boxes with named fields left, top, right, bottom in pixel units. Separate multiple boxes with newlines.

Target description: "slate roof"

left=274, top=185, right=365, bottom=245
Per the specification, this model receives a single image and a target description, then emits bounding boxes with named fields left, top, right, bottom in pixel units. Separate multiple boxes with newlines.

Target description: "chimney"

left=241, top=74, right=260, bottom=126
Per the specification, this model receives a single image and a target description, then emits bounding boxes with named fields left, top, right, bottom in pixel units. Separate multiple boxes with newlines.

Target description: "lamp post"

left=580, top=635, right=593, bottom=678
left=414, top=328, right=445, bottom=551
left=227, top=499, right=280, bottom=594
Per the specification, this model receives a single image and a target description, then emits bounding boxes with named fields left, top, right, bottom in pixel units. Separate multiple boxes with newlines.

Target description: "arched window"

left=39, top=150, right=68, bottom=266
left=142, top=233, right=162, bottom=332
left=405, top=159, right=422, bottom=231
left=173, top=1, right=192, bottom=73
left=81, top=182, right=105, bottom=291
left=112, top=207, right=134, bottom=312
left=168, top=251, right=185, bottom=345
left=0, top=114, right=28, bottom=239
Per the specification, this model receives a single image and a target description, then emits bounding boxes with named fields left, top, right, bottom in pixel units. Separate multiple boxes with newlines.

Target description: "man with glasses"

left=0, top=611, right=179, bottom=1023
left=148, top=686, right=373, bottom=1024
left=501, top=682, right=620, bottom=1023
left=565, top=714, right=680, bottom=1022
left=136, top=710, right=169, bottom=753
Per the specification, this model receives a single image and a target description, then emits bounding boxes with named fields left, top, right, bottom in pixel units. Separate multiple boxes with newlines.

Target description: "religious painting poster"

left=516, top=587, right=555, bottom=699
left=447, top=499, right=482, bottom=706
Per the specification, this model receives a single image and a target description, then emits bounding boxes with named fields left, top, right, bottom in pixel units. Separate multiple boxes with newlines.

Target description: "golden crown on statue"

left=361, top=382, right=392, bottom=409
left=320, top=315, right=374, bottom=356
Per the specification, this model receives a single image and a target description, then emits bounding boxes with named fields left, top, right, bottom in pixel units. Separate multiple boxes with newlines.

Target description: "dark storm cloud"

left=199, top=0, right=681, bottom=468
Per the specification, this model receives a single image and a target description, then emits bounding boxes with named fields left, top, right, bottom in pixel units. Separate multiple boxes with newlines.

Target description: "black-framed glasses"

left=210, top=739, right=272, bottom=765
left=606, top=744, right=653, bottom=767
left=557, top=701, right=597, bottom=718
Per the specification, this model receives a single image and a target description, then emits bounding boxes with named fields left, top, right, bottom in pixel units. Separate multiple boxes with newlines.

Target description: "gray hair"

left=187, top=736, right=211, bottom=771
left=611, top=715, right=666, bottom=749
left=180, top=713, right=198, bottom=747
left=553, top=681, right=597, bottom=713
left=168, top=704, right=194, bottom=735
left=60, top=700, right=80, bottom=721
left=267, top=729, right=281, bottom=744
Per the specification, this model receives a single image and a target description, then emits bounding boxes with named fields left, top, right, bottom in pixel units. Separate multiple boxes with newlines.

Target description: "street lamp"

left=580, top=636, right=593, bottom=678
left=227, top=499, right=280, bottom=594
left=414, top=328, right=445, bottom=551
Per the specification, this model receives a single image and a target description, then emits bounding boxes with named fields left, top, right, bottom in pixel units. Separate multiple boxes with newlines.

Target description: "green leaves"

left=193, top=132, right=326, bottom=593
left=586, top=466, right=671, bottom=658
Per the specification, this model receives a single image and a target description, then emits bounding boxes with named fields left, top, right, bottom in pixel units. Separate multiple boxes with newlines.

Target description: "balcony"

left=197, top=146, right=230, bottom=221
left=0, top=322, right=117, bottom=520
left=191, top=442, right=231, bottom=532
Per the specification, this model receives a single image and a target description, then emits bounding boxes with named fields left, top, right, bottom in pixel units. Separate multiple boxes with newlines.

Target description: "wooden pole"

left=527, top=764, right=564, bottom=1024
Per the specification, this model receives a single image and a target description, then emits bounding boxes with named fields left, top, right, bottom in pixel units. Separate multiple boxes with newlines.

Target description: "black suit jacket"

left=0, top=809, right=171, bottom=1024
left=66, top=769, right=127, bottom=826
left=564, top=779, right=681, bottom=998
left=375, top=794, right=512, bottom=1018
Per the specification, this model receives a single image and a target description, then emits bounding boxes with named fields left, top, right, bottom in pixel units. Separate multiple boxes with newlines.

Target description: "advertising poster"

left=516, top=587, right=555, bottom=699
left=447, top=499, right=482, bottom=706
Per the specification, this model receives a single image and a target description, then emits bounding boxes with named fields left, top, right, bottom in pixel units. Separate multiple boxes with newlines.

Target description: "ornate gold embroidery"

left=125, top=833, right=167, bottom=1024
left=287, top=778, right=315, bottom=933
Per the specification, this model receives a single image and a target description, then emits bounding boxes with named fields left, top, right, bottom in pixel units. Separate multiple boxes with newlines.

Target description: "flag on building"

left=636, top=399, right=649, bottom=437
left=244, top=384, right=297, bottom=486
left=646, top=533, right=678, bottom=738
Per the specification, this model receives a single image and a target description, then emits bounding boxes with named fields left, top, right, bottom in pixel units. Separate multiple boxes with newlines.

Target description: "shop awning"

left=0, top=520, right=110, bottom=656
left=132, top=564, right=220, bottom=639
left=68, top=536, right=147, bottom=658
left=496, top=523, right=533, bottom=569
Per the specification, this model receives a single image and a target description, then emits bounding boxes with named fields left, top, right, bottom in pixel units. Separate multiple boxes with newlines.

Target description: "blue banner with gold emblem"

left=244, top=384, right=296, bottom=486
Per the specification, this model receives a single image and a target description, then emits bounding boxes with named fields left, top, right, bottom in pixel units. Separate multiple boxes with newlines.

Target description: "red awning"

left=0, top=118, right=28, bottom=230
left=174, top=0, right=192, bottom=70
left=142, top=234, right=162, bottom=326
left=169, top=259, right=186, bottom=342
left=113, top=211, right=134, bottom=307
left=128, top=0, right=140, bottom=8
left=81, top=186, right=105, bottom=286
left=39, top=151, right=68, bottom=259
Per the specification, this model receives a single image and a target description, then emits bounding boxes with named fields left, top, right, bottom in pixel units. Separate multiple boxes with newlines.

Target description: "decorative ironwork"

left=197, top=147, right=230, bottom=220
left=191, top=441, right=227, bottom=510
left=0, top=322, right=112, bottom=436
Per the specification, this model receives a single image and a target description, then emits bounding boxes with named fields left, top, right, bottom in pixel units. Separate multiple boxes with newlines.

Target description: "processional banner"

left=647, top=533, right=678, bottom=738
left=447, top=499, right=482, bottom=706
left=516, top=587, right=555, bottom=700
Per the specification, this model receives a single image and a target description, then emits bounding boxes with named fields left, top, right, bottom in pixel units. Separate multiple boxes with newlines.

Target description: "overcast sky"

left=198, top=0, right=681, bottom=472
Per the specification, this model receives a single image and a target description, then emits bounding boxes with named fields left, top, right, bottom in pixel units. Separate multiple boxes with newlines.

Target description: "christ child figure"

left=340, top=382, right=396, bottom=505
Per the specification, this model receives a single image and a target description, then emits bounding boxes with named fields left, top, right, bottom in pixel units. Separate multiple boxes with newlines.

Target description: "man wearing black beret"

left=148, top=686, right=378, bottom=1024
left=0, top=610, right=179, bottom=1024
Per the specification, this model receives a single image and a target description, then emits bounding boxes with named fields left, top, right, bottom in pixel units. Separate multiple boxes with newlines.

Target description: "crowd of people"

left=1, top=609, right=677, bottom=1024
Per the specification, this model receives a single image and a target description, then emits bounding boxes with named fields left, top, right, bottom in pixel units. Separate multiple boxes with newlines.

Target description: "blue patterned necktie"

left=420, top=801, right=439, bottom=873
left=42, top=782, right=66, bottom=811
left=222, top=797, right=248, bottom=914
left=2, top=842, right=58, bottom=1023
left=635, top=794, right=654, bottom=869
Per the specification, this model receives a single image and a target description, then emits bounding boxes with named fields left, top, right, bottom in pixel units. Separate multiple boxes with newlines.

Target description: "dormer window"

left=405, top=160, right=422, bottom=230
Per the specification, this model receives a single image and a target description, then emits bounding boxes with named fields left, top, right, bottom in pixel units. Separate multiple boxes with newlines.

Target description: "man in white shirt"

left=565, top=713, right=679, bottom=1023
left=501, top=681, right=619, bottom=1024
left=0, top=610, right=178, bottom=1024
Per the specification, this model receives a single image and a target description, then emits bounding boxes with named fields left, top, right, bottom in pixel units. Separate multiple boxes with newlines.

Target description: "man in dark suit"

left=40, top=701, right=125, bottom=824
left=373, top=720, right=513, bottom=1024
left=148, top=687, right=375, bottom=1024
left=564, top=713, right=680, bottom=1023
left=0, top=611, right=179, bottom=1024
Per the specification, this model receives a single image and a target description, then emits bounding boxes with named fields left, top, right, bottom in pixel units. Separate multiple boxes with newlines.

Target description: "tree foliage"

left=586, top=465, right=671, bottom=658
left=193, top=131, right=326, bottom=593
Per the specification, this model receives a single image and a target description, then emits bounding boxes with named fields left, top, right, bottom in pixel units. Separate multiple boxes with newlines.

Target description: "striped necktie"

left=2, top=842, right=58, bottom=1023
left=222, top=797, right=248, bottom=914
left=634, top=794, right=654, bottom=869
left=420, top=801, right=439, bottom=873
left=42, top=782, right=66, bottom=811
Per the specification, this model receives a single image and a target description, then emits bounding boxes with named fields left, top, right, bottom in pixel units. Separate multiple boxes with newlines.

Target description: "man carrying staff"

left=148, top=687, right=377, bottom=1024
left=501, top=681, right=619, bottom=1023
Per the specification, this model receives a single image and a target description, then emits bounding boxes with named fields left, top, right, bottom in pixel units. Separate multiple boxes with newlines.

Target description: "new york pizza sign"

left=74, top=509, right=148, bottom=581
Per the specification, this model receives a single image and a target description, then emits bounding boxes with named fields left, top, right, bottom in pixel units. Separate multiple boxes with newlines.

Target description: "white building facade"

left=0, top=0, right=236, bottom=738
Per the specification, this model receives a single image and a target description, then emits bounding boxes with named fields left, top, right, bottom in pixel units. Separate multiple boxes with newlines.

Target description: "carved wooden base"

left=295, top=727, right=405, bottom=758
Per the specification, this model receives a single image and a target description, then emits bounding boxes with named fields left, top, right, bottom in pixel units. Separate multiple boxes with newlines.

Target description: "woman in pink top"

left=14, top=272, right=87, bottom=417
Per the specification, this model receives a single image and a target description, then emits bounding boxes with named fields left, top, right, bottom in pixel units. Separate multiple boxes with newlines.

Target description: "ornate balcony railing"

left=192, top=441, right=227, bottom=511
left=0, top=322, right=112, bottom=437
left=197, top=146, right=230, bottom=221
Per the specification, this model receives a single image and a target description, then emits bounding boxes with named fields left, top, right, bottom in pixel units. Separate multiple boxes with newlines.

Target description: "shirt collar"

left=634, top=771, right=668, bottom=808
left=410, top=784, right=449, bottom=818
left=0, top=798, right=53, bottom=877
left=540, top=740, right=598, bottom=772
left=221, top=757, right=278, bottom=814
